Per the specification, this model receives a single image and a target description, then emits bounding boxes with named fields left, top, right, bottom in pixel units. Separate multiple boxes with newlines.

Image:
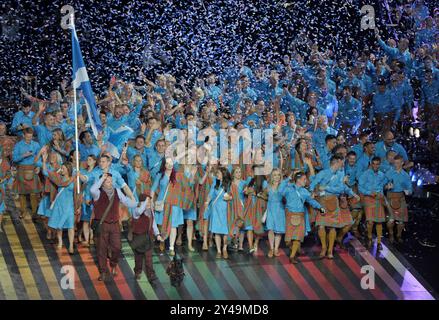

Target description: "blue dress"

left=208, top=185, right=229, bottom=235
left=48, top=181, right=75, bottom=229
left=265, top=180, right=287, bottom=234
left=80, top=168, right=94, bottom=222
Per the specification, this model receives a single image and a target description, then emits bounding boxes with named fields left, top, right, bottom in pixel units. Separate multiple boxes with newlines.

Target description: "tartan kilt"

left=361, top=194, right=386, bottom=223
left=387, top=192, right=408, bottom=222
left=243, top=197, right=265, bottom=235
left=315, top=195, right=342, bottom=228
left=285, top=211, right=305, bottom=242
left=13, top=165, right=42, bottom=194
left=338, top=196, right=353, bottom=227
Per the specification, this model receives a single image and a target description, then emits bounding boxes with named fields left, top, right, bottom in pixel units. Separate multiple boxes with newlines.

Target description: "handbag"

left=154, top=183, right=170, bottom=212
left=323, top=196, right=339, bottom=213
left=388, top=192, right=403, bottom=210
left=130, top=233, right=153, bottom=253
left=290, top=215, right=302, bottom=226
left=91, top=194, right=115, bottom=236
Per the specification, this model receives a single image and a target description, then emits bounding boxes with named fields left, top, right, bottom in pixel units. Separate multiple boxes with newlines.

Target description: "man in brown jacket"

left=90, top=173, right=137, bottom=281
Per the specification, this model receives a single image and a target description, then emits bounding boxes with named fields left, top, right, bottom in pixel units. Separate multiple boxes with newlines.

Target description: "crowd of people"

left=0, top=1, right=437, bottom=284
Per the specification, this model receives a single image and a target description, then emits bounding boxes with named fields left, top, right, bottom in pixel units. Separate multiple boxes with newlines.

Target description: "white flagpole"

left=71, top=14, right=81, bottom=194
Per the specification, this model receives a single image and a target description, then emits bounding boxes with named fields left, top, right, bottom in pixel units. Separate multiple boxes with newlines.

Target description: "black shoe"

left=32, top=216, right=39, bottom=223
left=377, top=243, right=383, bottom=251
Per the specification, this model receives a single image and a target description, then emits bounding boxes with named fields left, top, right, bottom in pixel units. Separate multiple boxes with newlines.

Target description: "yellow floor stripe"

left=0, top=239, right=18, bottom=300
left=22, top=220, right=65, bottom=300
left=3, top=217, right=41, bottom=300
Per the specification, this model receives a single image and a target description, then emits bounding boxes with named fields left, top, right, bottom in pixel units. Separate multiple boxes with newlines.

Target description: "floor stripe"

left=159, top=250, right=194, bottom=300
left=11, top=219, right=55, bottom=299
left=321, top=258, right=365, bottom=300
left=0, top=234, right=18, bottom=300
left=276, top=248, right=320, bottom=300
left=21, top=220, right=65, bottom=299
left=75, top=246, right=113, bottom=300
left=50, top=235, right=89, bottom=300
left=200, top=249, right=240, bottom=300
left=350, top=238, right=405, bottom=299
left=116, top=245, right=150, bottom=300
left=218, top=251, right=262, bottom=300
left=120, top=239, right=158, bottom=300
left=184, top=249, right=228, bottom=299
left=312, top=256, right=356, bottom=300
left=234, top=251, right=277, bottom=299
left=0, top=280, right=5, bottom=300
left=0, top=229, right=28, bottom=300
left=337, top=249, right=389, bottom=300
left=299, top=253, right=343, bottom=300
left=332, top=250, right=378, bottom=300
left=249, top=249, right=286, bottom=300
left=202, top=249, right=251, bottom=300
left=266, top=257, right=308, bottom=299
left=184, top=250, right=214, bottom=299
left=255, top=248, right=297, bottom=299
left=89, top=241, right=136, bottom=300
left=30, top=220, right=77, bottom=300
left=3, top=218, right=41, bottom=299
left=178, top=248, right=212, bottom=299
left=378, top=242, right=434, bottom=300
left=153, top=252, right=183, bottom=299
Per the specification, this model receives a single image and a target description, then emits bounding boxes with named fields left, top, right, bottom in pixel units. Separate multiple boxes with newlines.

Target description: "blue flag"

left=107, top=125, right=135, bottom=159
left=71, top=24, right=102, bottom=137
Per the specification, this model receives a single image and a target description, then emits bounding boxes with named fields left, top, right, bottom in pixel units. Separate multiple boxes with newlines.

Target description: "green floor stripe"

left=189, top=254, right=227, bottom=300
left=153, top=252, right=182, bottom=300
left=179, top=252, right=204, bottom=299
left=215, top=258, right=250, bottom=300
left=121, top=239, right=158, bottom=300
left=238, top=259, right=275, bottom=299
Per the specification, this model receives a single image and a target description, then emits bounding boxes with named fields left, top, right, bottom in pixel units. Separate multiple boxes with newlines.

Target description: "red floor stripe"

left=256, top=251, right=297, bottom=299
left=300, top=257, right=343, bottom=300
left=277, top=249, right=320, bottom=300
left=321, top=258, right=365, bottom=300
left=337, top=251, right=389, bottom=300
left=108, top=264, right=135, bottom=300
left=76, top=246, right=112, bottom=300
left=55, top=248, right=88, bottom=300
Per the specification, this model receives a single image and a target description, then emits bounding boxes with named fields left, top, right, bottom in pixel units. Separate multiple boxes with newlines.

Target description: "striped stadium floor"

left=0, top=212, right=436, bottom=300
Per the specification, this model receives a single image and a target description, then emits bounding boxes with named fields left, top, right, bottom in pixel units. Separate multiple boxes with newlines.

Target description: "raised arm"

left=117, top=188, right=137, bottom=208
left=90, top=175, right=105, bottom=201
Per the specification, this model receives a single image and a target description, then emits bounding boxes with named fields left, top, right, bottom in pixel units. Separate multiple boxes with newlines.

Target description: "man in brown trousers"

left=90, top=173, right=137, bottom=281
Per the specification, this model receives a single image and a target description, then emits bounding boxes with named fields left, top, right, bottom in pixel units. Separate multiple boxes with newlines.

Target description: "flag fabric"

left=107, top=125, right=135, bottom=159
left=71, top=24, right=102, bottom=137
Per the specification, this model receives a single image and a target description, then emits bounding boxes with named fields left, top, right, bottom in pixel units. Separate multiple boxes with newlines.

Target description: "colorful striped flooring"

left=0, top=215, right=436, bottom=300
